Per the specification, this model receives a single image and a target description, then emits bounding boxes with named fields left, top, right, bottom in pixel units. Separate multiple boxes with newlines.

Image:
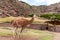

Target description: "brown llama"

left=45, top=20, right=60, bottom=31
left=11, top=14, right=35, bottom=39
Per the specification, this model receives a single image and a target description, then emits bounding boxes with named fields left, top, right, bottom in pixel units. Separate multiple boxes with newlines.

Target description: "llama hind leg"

left=20, top=27, right=25, bottom=33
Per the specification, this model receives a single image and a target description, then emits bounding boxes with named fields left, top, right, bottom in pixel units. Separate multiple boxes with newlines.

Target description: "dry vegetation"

left=0, top=27, right=54, bottom=40
left=0, top=17, right=49, bottom=24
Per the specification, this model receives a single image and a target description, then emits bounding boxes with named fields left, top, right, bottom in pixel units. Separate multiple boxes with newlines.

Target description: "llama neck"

left=29, top=16, right=34, bottom=24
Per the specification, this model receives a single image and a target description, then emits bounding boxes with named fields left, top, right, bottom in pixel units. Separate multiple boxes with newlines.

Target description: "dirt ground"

left=0, top=23, right=12, bottom=27
left=0, top=36, right=39, bottom=40
left=0, top=36, right=13, bottom=40
left=53, top=33, right=60, bottom=40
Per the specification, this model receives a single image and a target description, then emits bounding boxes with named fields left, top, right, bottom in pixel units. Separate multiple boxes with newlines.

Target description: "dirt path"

left=0, top=23, right=12, bottom=27
left=0, top=36, right=39, bottom=40
left=0, top=36, right=13, bottom=40
left=53, top=33, right=60, bottom=40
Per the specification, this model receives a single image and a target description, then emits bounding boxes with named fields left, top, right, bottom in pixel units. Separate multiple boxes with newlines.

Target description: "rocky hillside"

left=48, top=3, right=60, bottom=13
left=32, top=5, right=48, bottom=16
left=0, top=0, right=60, bottom=17
left=0, top=0, right=32, bottom=17
left=32, top=2, right=60, bottom=15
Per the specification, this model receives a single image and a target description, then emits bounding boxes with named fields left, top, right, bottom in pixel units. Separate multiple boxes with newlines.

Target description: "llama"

left=45, top=20, right=60, bottom=31
left=11, top=14, right=35, bottom=39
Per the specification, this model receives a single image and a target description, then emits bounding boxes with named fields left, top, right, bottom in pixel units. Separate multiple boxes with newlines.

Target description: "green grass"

left=0, top=27, right=54, bottom=40
left=40, top=14, right=60, bottom=20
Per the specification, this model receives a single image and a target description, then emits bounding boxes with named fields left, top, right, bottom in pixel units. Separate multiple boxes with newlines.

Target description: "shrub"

left=40, top=14, right=53, bottom=19
left=28, top=14, right=34, bottom=17
left=40, top=14, right=60, bottom=20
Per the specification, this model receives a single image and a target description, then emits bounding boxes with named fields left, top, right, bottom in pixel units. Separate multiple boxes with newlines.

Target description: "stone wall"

left=29, top=24, right=47, bottom=30
left=29, top=24, right=60, bottom=32
left=0, top=23, right=60, bottom=32
left=55, top=25, right=60, bottom=32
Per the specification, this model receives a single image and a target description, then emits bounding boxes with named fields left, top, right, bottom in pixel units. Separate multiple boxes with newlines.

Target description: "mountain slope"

left=0, top=0, right=32, bottom=17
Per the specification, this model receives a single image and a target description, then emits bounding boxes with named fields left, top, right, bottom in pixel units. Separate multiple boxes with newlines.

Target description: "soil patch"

left=0, top=36, right=39, bottom=40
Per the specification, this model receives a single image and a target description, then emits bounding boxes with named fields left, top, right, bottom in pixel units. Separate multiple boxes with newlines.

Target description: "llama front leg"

left=17, top=27, right=25, bottom=40
left=13, top=27, right=18, bottom=40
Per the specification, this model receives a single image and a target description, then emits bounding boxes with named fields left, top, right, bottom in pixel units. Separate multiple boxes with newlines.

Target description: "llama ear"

left=34, top=15, right=37, bottom=18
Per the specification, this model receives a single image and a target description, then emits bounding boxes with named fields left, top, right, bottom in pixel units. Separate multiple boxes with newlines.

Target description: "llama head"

left=32, top=14, right=37, bottom=18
